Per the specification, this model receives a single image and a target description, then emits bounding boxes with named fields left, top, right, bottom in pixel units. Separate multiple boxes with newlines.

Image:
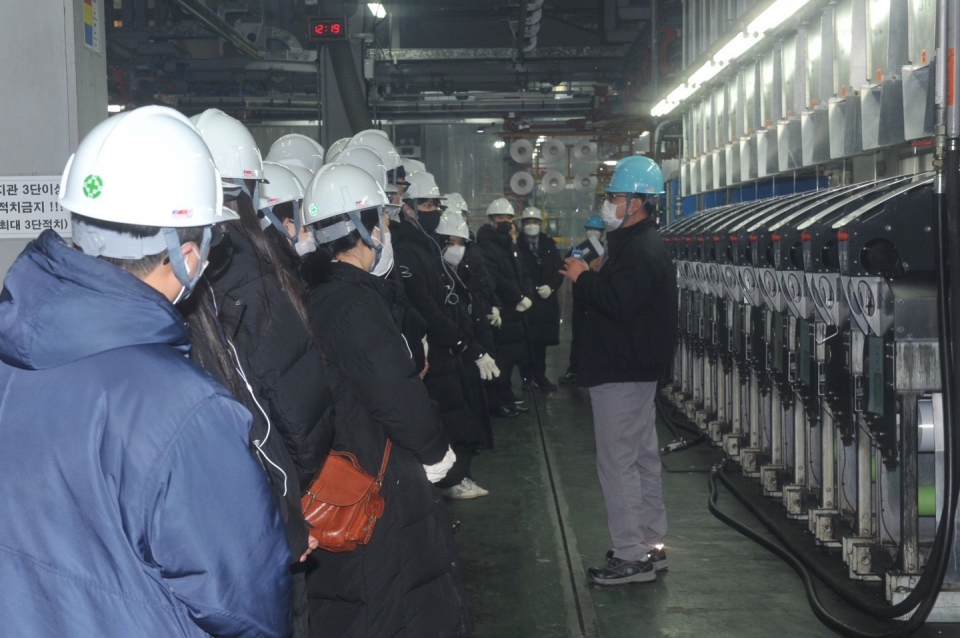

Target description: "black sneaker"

left=536, top=377, right=558, bottom=391
left=558, top=371, right=577, bottom=385
left=606, top=547, right=668, bottom=572
left=491, top=406, right=518, bottom=418
left=588, top=555, right=656, bottom=585
left=512, top=401, right=530, bottom=413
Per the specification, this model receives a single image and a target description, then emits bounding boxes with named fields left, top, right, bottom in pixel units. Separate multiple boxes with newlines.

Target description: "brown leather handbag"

left=301, top=441, right=392, bottom=553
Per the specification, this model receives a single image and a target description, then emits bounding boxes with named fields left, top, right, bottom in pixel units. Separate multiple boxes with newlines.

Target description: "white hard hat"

left=486, top=197, right=516, bottom=218
left=335, top=145, right=393, bottom=193
left=403, top=171, right=445, bottom=201
left=259, top=161, right=306, bottom=239
left=521, top=206, right=543, bottom=220
left=259, top=162, right=305, bottom=210
left=192, top=108, right=264, bottom=181
left=279, top=162, right=315, bottom=190
left=347, top=131, right=402, bottom=171
left=60, top=105, right=235, bottom=229
left=444, top=192, right=468, bottom=213
left=436, top=209, right=469, bottom=239
left=402, top=158, right=426, bottom=175
left=325, top=137, right=351, bottom=164
left=266, top=134, right=324, bottom=173
left=301, top=164, right=390, bottom=247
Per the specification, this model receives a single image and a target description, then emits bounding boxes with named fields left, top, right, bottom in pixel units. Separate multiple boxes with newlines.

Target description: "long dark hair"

left=226, top=185, right=310, bottom=327
left=180, top=282, right=245, bottom=400
left=300, top=208, right=381, bottom=287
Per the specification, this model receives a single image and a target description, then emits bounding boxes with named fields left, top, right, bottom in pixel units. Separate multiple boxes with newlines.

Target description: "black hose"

left=656, top=389, right=707, bottom=454
left=326, top=40, right=373, bottom=134
left=708, top=465, right=924, bottom=638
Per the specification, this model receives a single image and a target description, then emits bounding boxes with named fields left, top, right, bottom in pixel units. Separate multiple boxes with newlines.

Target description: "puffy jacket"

left=303, top=261, right=470, bottom=638
left=0, top=231, right=291, bottom=638
left=574, top=217, right=679, bottom=386
left=518, top=234, right=565, bottom=345
left=475, top=223, right=535, bottom=352
left=206, top=229, right=336, bottom=558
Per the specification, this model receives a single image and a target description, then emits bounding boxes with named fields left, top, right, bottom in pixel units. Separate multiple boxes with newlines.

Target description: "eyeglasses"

left=605, top=193, right=629, bottom=203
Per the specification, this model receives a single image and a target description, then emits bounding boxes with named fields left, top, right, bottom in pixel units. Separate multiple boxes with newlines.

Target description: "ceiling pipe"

left=169, top=0, right=260, bottom=59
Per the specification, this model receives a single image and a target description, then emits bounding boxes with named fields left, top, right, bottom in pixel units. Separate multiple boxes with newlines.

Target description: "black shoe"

left=521, top=379, right=538, bottom=391
left=536, top=377, right=558, bottom=391
left=558, top=371, right=577, bottom=385
left=607, top=547, right=668, bottom=572
left=491, top=406, right=518, bottom=418
left=588, top=555, right=656, bottom=585
left=512, top=401, right=530, bottom=413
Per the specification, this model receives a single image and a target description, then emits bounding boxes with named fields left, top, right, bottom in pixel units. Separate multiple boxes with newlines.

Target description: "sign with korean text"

left=0, top=177, right=72, bottom=239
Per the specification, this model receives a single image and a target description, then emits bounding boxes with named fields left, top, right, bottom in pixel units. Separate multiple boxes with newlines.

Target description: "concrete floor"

left=446, top=339, right=960, bottom=638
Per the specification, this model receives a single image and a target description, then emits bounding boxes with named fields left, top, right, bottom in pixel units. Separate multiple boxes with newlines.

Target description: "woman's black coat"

left=518, top=233, right=565, bottom=345
left=205, top=229, right=336, bottom=558
left=475, top=223, right=535, bottom=364
left=303, top=261, right=470, bottom=638
left=393, top=221, right=486, bottom=449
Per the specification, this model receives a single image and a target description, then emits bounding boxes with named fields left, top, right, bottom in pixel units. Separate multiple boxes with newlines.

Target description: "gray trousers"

left=589, top=381, right=667, bottom=562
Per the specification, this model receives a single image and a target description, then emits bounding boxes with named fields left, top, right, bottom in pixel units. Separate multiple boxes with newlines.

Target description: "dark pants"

left=520, top=342, right=549, bottom=384
left=435, top=445, right=476, bottom=489
left=487, top=361, right=517, bottom=408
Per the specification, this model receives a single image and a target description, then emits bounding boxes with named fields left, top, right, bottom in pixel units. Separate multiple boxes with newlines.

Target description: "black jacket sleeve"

left=331, top=290, right=448, bottom=464
left=573, top=236, right=660, bottom=322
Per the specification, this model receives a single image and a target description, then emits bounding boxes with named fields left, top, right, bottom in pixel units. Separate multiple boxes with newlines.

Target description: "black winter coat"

left=574, top=217, right=678, bottom=386
left=205, top=230, right=336, bottom=558
left=394, top=221, right=486, bottom=448
left=303, top=261, right=470, bottom=638
left=518, top=234, right=565, bottom=345
left=475, top=224, right=535, bottom=358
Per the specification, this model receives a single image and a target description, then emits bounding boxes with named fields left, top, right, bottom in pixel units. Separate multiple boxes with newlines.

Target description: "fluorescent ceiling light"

left=367, top=3, right=386, bottom=18
left=603, top=160, right=619, bottom=166
left=650, top=0, right=814, bottom=118
left=494, top=140, right=506, bottom=149
left=107, top=104, right=125, bottom=113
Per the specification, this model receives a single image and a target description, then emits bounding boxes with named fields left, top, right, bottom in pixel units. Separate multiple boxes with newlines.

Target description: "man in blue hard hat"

left=559, top=214, right=607, bottom=385
left=561, top=155, right=678, bottom=585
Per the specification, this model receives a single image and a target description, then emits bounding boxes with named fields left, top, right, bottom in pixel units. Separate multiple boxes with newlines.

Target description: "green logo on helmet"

left=82, top=175, right=103, bottom=199
left=309, top=203, right=319, bottom=216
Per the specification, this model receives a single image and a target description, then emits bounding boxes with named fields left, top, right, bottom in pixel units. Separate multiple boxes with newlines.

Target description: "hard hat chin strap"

left=162, top=226, right=212, bottom=300
left=260, top=203, right=301, bottom=244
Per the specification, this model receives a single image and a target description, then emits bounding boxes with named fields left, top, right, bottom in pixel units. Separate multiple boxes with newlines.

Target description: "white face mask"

left=523, top=223, right=540, bottom=237
left=600, top=200, right=625, bottom=231
left=443, top=244, right=465, bottom=267
left=295, top=234, right=317, bottom=257
left=586, top=229, right=602, bottom=241
left=172, top=248, right=209, bottom=306
left=372, top=229, right=395, bottom=277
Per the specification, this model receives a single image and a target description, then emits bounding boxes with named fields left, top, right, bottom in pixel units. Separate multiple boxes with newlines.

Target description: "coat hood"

left=0, top=230, right=189, bottom=370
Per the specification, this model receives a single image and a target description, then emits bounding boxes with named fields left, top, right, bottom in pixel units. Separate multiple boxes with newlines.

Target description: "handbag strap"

left=376, top=440, right=393, bottom=485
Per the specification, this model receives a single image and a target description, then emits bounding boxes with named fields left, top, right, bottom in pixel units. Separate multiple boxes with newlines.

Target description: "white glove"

left=475, top=353, right=501, bottom=380
left=423, top=446, right=457, bottom=483
left=487, top=306, right=502, bottom=328
left=537, top=285, right=552, bottom=299
left=516, top=296, right=533, bottom=313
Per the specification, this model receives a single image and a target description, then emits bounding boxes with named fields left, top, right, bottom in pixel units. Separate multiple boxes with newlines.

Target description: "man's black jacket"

left=573, top=216, right=678, bottom=386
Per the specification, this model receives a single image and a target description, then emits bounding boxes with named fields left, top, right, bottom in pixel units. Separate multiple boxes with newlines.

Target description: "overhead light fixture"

left=367, top=3, right=386, bottom=18
left=107, top=104, right=125, bottom=113
left=603, top=160, right=619, bottom=166
left=536, top=135, right=547, bottom=144
left=650, top=0, right=815, bottom=118
left=494, top=140, right=506, bottom=149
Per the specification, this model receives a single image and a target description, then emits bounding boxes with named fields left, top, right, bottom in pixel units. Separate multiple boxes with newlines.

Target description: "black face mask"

left=496, top=221, right=513, bottom=236
left=418, top=210, right=442, bottom=233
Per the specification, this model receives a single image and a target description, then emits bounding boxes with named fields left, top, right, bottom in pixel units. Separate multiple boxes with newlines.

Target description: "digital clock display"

left=307, top=17, right=348, bottom=42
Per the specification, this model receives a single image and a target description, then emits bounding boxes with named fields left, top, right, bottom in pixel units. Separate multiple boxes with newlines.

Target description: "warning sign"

left=83, top=0, right=101, bottom=53
left=0, top=177, right=72, bottom=239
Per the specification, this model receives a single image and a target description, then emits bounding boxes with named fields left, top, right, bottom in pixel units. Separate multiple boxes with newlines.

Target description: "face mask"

left=418, top=209, right=442, bottom=234
left=295, top=234, right=317, bottom=257
left=586, top=229, right=602, bottom=241
left=496, top=221, right=513, bottom=236
left=367, top=225, right=385, bottom=273
left=172, top=248, right=209, bottom=305
left=372, top=230, right=395, bottom=277
left=601, top=200, right=625, bottom=231
left=443, top=244, right=465, bottom=267
left=523, top=223, right=540, bottom=237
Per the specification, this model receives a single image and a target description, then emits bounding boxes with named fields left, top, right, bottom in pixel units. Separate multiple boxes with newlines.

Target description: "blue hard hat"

left=584, top=215, right=604, bottom=230
left=603, top=155, right=665, bottom=195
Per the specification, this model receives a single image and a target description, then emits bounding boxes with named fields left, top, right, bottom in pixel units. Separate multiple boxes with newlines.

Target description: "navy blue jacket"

left=0, top=231, right=292, bottom=638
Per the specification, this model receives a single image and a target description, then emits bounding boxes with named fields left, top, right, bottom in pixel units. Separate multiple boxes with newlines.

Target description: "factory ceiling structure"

left=103, top=0, right=684, bottom=126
